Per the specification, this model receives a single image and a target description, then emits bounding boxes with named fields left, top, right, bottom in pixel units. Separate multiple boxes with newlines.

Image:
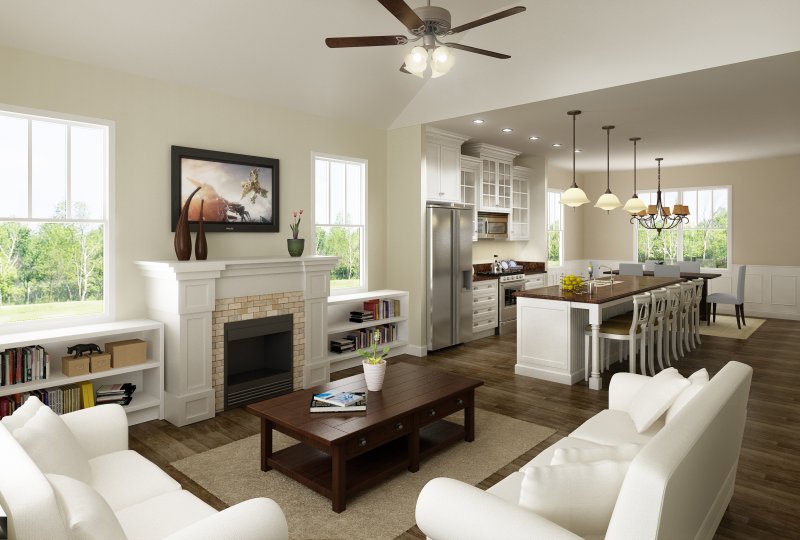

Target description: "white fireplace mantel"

left=136, top=256, right=338, bottom=426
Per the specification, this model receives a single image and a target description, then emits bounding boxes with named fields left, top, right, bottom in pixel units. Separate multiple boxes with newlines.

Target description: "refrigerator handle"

left=462, top=270, right=472, bottom=291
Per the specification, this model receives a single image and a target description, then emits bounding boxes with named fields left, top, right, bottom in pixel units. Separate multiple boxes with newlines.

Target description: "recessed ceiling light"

left=574, top=149, right=582, bottom=153
left=501, top=128, right=513, bottom=133
left=472, top=119, right=485, bottom=124
left=552, top=143, right=562, bottom=147
left=529, top=136, right=539, bottom=141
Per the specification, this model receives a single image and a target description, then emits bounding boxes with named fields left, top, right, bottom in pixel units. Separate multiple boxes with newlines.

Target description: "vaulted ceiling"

left=2, top=0, right=799, bottom=170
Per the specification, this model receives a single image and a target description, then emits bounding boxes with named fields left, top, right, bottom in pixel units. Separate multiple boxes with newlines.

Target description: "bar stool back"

left=646, top=289, right=668, bottom=375
left=663, top=285, right=682, bottom=365
left=691, top=278, right=704, bottom=348
left=679, top=282, right=696, bottom=355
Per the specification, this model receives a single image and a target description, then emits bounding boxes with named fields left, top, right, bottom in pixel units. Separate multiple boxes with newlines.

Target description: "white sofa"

left=416, top=361, right=753, bottom=539
left=0, top=402, right=288, bottom=540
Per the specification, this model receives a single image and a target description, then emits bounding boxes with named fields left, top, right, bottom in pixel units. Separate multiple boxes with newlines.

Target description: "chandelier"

left=629, top=158, right=690, bottom=235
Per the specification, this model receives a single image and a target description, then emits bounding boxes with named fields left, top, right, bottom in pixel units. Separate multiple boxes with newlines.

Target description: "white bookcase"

left=0, top=319, right=164, bottom=426
left=326, top=290, right=409, bottom=372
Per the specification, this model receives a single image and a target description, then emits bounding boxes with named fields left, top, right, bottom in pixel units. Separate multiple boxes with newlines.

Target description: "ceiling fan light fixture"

left=404, top=46, right=428, bottom=74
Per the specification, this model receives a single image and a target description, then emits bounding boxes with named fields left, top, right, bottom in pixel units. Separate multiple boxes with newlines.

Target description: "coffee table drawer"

left=416, top=393, right=468, bottom=427
left=346, top=416, right=412, bottom=458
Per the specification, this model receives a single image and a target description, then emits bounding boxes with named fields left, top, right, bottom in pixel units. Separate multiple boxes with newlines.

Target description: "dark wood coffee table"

left=245, top=362, right=483, bottom=512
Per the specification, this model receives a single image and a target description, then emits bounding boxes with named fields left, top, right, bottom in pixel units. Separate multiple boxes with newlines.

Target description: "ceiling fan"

left=325, top=0, right=526, bottom=78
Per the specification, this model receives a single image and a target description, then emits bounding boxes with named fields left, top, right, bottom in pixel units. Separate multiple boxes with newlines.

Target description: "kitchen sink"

left=586, top=279, right=622, bottom=287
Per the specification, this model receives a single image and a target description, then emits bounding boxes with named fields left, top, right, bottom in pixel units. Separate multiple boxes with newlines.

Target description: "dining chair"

left=679, top=281, right=696, bottom=354
left=691, top=278, right=704, bottom=347
left=678, top=261, right=701, bottom=273
left=654, top=264, right=681, bottom=277
left=643, top=260, right=658, bottom=272
left=663, top=284, right=682, bottom=365
left=707, top=265, right=747, bottom=329
left=583, top=293, right=650, bottom=379
left=618, top=263, right=644, bottom=276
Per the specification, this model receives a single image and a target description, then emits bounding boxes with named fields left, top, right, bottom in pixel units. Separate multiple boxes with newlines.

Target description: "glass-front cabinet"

left=462, top=142, right=520, bottom=213
left=460, top=155, right=481, bottom=241
left=510, top=165, right=531, bottom=241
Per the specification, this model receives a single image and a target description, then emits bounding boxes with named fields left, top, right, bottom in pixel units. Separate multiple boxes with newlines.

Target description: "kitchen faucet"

left=597, top=265, right=615, bottom=283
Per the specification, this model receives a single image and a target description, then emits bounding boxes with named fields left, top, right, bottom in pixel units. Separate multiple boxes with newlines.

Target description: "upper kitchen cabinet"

left=425, top=127, right=469, bottom=203
left=510, top=165, right=532, bottom=241
left=460, top=155, right=481, bottom=241
left=462, top=143, right=520, bottom=213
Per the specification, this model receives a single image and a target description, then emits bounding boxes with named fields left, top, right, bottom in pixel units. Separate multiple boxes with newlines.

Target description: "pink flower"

left=293, top=211, right=297, bottom=218
left=299, top=209, right=304, bottom=215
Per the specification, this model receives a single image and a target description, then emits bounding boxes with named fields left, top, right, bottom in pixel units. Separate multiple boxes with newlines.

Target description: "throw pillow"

left=666, top=368, right=710, bottom=423
left=12, top=405, right=92, bottom=484
left=519, top=460, right=631, bottom=537
left=551, top=443, right=641, bottom=466
left=628, top=367, right=690, bottom=433
left=47, top=474, right=127, bottom=540
left=1, top=395, right=44, bottom=432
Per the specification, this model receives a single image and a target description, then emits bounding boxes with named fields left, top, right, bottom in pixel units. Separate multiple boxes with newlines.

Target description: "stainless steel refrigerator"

left=427, top=202, right=473, bottom=351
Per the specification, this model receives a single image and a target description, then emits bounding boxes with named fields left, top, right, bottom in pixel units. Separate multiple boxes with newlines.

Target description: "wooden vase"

left=174, top=186, right=201, bottom=261
left=195, top=199, right=208, bottom=260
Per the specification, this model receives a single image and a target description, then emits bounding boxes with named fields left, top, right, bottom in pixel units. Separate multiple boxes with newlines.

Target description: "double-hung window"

left=0, top=107, right=112, bottom=325
left=547, top=189, right=564, bottom=267
left=312, top=153, right=367, bottom=292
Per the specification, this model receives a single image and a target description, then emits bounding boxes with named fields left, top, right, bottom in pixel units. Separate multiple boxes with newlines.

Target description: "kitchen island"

left=515, top=276, right=683, bottom=390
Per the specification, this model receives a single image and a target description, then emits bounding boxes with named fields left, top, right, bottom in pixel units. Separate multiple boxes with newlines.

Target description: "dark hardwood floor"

left=131, top=317, right=800, bottom=539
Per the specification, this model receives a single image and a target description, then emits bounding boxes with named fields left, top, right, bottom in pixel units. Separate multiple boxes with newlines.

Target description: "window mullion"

left=27, top=118, right=33, bottom=218
left=66, top=126, right=72, bottom=219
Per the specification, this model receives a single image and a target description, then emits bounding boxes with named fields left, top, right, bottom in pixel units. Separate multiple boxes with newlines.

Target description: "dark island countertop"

left=515, top=276, right=684, bottom=304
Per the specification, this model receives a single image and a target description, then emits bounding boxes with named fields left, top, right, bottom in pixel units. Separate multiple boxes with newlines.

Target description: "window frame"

left=0, top=103, right=115, bottom=331
left=310, top=152, right=368, bottom=295
left=546, top=188, right=565, bottom=268
left=631, top=185, right=732, bottom=270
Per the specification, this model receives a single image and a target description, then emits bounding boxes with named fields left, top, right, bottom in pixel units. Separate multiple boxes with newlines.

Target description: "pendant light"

left=623, top=137, right=647, bottom=214
left=630, top=158, right=690, bottom=235
left=560, top=110, right=590, bottom=207
left=595, top=125, right=622, bottom=212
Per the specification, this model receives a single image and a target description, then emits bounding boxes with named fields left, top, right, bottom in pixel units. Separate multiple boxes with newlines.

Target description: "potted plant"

left=358, top=329, right=390, bottom=391
left=287, top=209, right=304, bottom=257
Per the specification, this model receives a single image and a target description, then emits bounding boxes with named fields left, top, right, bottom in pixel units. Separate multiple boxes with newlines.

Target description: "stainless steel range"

left=497, top=272, right=525, bottom=335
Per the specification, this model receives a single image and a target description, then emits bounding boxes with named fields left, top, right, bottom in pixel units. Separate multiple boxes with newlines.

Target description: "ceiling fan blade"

left=376, top=0, right=425, bottom=32
left=446, top=43, right=511, bottom=59
left=325, top=35, right=408, bottom=48
left=450, top=6, right=526, bottom=34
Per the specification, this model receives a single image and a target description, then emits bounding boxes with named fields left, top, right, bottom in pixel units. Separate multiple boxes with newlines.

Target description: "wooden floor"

left=131, top=317, right=800, bottom=539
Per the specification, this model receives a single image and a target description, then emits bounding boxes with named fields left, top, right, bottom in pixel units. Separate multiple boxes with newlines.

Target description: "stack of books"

left=349, top=310, right=374, bottom=323
left=95, top=383, right=136, bottom=406
left=309, top=391, right=367, bottom=413
left=330, top=338, right=356, bottom=354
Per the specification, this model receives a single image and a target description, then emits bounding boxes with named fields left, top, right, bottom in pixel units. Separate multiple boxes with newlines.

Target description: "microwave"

left=477, top=213, right=508, bottom=239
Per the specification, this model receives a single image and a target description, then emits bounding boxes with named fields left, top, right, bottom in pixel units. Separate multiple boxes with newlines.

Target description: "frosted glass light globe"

left=403, top=46, right=428, bottom=75
left=431, top=45, right=455, bottom=75
left=623, top=196, right=647, bottom=215
left=560, top=186, right=590, bottom=207
left=595, top=192, right=622, bottom=211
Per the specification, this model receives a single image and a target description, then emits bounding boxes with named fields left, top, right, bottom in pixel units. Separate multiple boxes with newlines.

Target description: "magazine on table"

left=312, top=391, right=365, bottom=407
left=309, top=392, right=367, bottom=413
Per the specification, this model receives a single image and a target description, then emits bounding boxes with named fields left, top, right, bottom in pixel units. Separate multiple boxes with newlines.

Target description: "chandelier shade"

left=630, top=158, right=690, bottom=235
left=560, top=110, right=590, bottom=208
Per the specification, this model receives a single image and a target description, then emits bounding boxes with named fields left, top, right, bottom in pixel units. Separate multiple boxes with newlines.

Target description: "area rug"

left=172, top=409, right=555, bottom=540
left=699, top=314, right=765, bottom=339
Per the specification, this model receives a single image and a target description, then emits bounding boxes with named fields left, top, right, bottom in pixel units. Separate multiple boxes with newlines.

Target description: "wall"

left=0, top=45, right=388, bottom=320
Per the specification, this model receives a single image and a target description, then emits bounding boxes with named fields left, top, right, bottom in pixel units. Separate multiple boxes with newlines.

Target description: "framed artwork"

left=171, top=146, right=279, bottom=232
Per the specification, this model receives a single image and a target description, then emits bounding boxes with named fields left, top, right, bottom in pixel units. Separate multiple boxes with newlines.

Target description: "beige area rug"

left=699, top=314, right=765, bottom=339
left=172, top=409, right=554, bottom=540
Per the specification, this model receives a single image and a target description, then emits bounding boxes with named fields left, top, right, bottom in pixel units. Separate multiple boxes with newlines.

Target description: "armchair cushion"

left=61, top=404, right=129, bottom=459
left=162, top=498, right=289, bottom=540
left=46, top=473, right=126, bottom=540
left=114, top=490, right=216, bottom=540
left=89, top=450, right=181, bottom=511
left=666, top=369, right=710, bottom=423
left=0, top=395, right=43, bottom=432
left=628, top=367, right=690, bottom=432
left=570, top=409, right=662, bottom=446
left=12, top=405, right=92, bottom=484
left=551, top=443, right=641, bottom=465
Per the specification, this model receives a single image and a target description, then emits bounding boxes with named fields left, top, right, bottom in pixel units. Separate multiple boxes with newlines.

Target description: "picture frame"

left=171, top=146, right=279, bottom=233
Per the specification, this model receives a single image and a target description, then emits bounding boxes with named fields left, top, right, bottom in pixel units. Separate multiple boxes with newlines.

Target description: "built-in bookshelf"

left=326, top=290, right=409, bottom=371
left=0, top=319, right=164, bottom=425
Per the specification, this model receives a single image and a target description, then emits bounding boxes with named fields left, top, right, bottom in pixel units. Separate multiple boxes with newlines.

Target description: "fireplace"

left=223, top=314, right=293, bottom=409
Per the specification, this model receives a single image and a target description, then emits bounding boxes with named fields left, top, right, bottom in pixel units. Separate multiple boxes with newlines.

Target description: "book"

left=96, top=383, right=136, bottom=396
left=312, top=391, right=366, bottom=407
left=79, top=381, right=94, bottom=408
left=309, top=393, right=367, bottom=413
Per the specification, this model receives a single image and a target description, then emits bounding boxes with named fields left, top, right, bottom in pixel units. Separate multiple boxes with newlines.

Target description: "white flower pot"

left=362, top=360, right=387, bottom=391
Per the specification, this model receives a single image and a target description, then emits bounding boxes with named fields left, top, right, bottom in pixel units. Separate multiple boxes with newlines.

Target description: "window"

left=547, top=189, right=564, bottom=267
left=312, top=154, right=366, bottom=292
left=0, top=107, right=111, bottom=325
left=635, top=186, right=730, bottom=269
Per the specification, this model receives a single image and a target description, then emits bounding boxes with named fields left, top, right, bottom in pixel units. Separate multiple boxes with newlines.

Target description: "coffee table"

left=245, top=362, right=483, bottom=512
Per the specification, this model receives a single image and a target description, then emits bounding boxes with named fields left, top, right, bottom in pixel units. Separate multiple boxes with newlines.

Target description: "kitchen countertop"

left=472, top=261, right=546, bottom=282
left=515, top=276, right=683, bottom=304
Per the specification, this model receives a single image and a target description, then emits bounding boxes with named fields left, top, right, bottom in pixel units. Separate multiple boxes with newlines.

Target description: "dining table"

left=609, top=270, right=722, bottom=320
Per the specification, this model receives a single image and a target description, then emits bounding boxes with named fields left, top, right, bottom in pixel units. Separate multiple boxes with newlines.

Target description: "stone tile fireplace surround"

left=136, top=256, right=338, bottom=426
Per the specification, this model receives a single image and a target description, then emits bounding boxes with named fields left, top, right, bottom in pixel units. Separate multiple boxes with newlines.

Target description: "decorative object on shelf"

left=359, top=329, right=390, bottom=391
left=324, top=1, right=525, bottom=79
left=287, top=209, right=304, bottom=257
left=595, top=125, right=622, bottom=212
left=623, top=137, right=648, bottom=215
left=66, top=343, right=102, bottom=357
left=174, top=186, right=201, bottom=260
left=630, top=158, right=690, bottom=235
left=560, top=110, right=591, bottom=208
left=195, top=199, right=208, bottom=260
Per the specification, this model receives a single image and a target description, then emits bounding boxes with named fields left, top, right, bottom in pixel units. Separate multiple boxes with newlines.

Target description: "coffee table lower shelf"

left=267, top=419, right=464, bottom=504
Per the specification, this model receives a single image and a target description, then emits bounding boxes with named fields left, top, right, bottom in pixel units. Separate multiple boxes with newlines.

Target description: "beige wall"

left=581, top=155, right=800, bottom=266
left=0, top=45, right=388, bottom=319
left=545, top=164, right=585, bottom=262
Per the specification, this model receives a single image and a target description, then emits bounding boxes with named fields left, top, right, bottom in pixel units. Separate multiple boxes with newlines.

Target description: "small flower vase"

left=287, top=238, right=305, bottom=257
left=362, top=360, right=387, bottom=391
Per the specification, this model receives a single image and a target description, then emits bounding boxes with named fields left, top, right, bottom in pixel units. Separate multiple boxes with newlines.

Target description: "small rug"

left=699, top=315, right=765, bottom=340
left=172, top=409, right=554, bottom=540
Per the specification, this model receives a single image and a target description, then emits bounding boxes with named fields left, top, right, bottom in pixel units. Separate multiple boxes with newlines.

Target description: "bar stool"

left=678, top=281, right=696, bottom=355
left=583, top=293, right=650, bottom=379
left=663, top=284, right=682, bottom=365
left=645, top=289, right=668, bottom=374
left=691, top=278, right=704, bottom=348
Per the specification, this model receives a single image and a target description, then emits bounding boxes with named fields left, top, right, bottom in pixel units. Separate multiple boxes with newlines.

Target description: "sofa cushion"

left=1, top=395, right=43, bottom=432
left=89, top=450, right=181, bottom=511
left=551, top=443, right=641, bottom=465
left=115, top=490, right=216, bottom=540
left=12, top=406, right=92, bottom=484
left=666, top=369, right=710, bottom=423
left=570, top=409, right=663, bottom=446
left=519, top=459, right=631, bottom=537
left=46, top=473, right=127, bottom=540
left=628, top=368, right=690, bottom=432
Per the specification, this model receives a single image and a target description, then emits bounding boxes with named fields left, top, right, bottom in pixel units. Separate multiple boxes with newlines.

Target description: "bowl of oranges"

left=560, top=274, right=585, bottom=292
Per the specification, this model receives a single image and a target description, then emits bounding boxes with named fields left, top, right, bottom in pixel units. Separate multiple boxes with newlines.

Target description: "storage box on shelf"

left=0, top=319, right=164, bottom=426
left=471, top=280, right=498, bottom=339
left=326, top=290, right=409, bottom=372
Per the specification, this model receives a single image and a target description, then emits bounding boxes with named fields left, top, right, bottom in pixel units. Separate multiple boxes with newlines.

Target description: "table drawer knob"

left=456, top=398, right=464, bottom=407
left=428, top=409, right=437, bottom=417
left=395, top=422, right=404, bottom=431
left=358, top=437, right=367, bottom=447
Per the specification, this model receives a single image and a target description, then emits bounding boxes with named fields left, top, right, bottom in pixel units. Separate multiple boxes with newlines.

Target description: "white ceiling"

left=1, top=0, right=799, bottom=170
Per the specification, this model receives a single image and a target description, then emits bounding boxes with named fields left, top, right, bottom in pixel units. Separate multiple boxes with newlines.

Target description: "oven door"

left=499, top=281, right=524, bottom=322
